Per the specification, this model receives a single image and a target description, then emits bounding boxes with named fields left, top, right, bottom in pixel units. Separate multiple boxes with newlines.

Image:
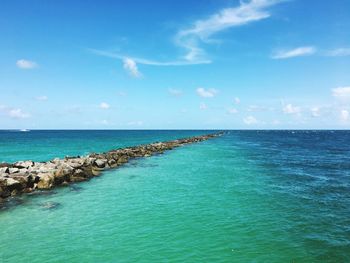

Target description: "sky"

left=1, top=0, right=350, bottom=129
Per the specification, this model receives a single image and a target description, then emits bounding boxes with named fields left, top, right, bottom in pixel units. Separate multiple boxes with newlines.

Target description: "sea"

left=0, top=130, right=349, bottom=262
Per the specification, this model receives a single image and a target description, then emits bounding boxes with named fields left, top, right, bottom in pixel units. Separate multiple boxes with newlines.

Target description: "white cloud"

left=177, top=0, right=283, bottom=63
left=89, top=0, right=283, bottom=66
left=243, top=115, right=258, bottom=125
left=89, top=48, right=210, bottom=66
left=168, top=88, right=183, bottom=97
left=283, top=103, right=301, bottom=114
left=327, top=48, right=350, bottom=57
left=101, top=120, right=109, bottom=125
left=310, top=107, right=320, bottom=117
left=123, top=58, right=141, bottom=77
left=272, top=46, right=316, bottom=59
left=100, top=102, right=110, bottom=109
left=234, top=97, right=240, bottom=104
left=8, top=108, right=30, bottom=119
left=332, top=87, right=350, bottom=100
left=199, top=102, right=207, bottom=110
left=227, top=108, right=238, bottom=114
left=340, top=110, right=349, bottom=122
left=35, top=95, right=48, bottom=101
left=16, top=59, right=37, bottom=69
left=196, top=87, right=217, bottom=98
left=0, top=106, right=30, bottom=119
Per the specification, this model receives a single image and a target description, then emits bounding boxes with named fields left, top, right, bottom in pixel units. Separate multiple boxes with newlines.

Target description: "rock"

left=14, top=160, right=34, bottom=169
left=0, top=132, right=221, bottom=202
left=108, top=159, right=118, bottom=167
left=94, top=159, right=107, bottom=168
left=117, top=156, right=128, bottom=164
left=0, top=163, right=12, bottom=168
left=0, top=167, right=9, bottom=174
left=53, top=168, right=73, bottom=185
left=5, top=177, right=20, bottom=186
left=40, top=201, right=61, bottom=210
left=36, top=173, right=55, bottom=189
left=8, top=167, right=19, bottom=174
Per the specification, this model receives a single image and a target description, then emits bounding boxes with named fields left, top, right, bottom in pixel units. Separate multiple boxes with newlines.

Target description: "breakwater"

left=0, top=132, right=222, bottom=202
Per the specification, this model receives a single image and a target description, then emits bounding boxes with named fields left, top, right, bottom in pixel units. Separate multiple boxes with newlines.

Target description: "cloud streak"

left=326, top=48, right=350, bottom=57
left=90, top=0, right=283, bottom=66
left=272, top=46, right=316, bottom=59
left=176, top=0, right=283, bottom=63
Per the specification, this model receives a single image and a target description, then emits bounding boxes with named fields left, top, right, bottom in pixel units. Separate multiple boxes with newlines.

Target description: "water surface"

left=0, top=130, right=349, bottom=262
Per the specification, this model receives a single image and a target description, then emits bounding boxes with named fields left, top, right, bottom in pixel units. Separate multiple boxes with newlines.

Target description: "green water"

left=0, top=131, right=349, bottom=262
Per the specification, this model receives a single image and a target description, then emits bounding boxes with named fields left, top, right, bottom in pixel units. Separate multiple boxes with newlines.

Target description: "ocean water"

left=0, top=130, right=349, bottom=262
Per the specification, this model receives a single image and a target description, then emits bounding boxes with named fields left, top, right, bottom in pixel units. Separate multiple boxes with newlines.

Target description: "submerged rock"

left=40, top=201, right=61, bottom=210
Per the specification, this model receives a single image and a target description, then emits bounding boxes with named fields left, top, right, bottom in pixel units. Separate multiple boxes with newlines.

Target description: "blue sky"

left=1, top=0, right=350, bottom=129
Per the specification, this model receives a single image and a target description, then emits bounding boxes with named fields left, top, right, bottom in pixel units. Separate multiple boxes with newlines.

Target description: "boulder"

left=0, top=167, right=9, bottom=174
left=108, top=159, right=118, bottom=168
left=36, top=173, right=55, bottom=189
left=116, top=156, right=128, bottom=165
left=14, top=160, right=34, bottom=169
left=8, top=167, right=19, bottom=174
left=93, top=159, right=107, bottom=169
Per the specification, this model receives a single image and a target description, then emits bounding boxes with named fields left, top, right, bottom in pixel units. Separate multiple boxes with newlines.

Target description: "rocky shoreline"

left=0, top=132, right=222, bottom=204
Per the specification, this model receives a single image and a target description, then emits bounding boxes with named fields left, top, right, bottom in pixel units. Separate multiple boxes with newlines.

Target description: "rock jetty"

left=0, top=133, right=222, bottom=202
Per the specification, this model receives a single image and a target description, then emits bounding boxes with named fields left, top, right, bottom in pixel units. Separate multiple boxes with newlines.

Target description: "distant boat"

left=19, top=129, right=30, bottom=132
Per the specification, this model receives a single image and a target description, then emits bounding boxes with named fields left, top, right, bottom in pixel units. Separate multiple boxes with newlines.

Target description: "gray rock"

left=0, top=167, right=9, bottom=174
left=8, top=167, right=19, bottom=174
left=14, top=160, right=34, bottom=168
left=94, top=159, right=107, bottom=168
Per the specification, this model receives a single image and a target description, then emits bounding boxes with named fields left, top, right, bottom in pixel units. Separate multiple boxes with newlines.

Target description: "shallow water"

left=0, top=130, right=349, bottom=262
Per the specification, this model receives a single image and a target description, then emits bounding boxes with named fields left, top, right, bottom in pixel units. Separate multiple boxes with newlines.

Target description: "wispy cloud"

left=234, top=97, right=240, bottom=104
left=326, top=48, right=350, bottom=57
left=88, top=48, right=210, bottom=66
left=89, top=0, right=283, bottom=66
left=100, top=102, right=110, bottom=109
left=272, top=46, right=316, bottom=59
left=310, top=107, right=321, bottom=117
left=35, top=95, right=48, bottom=101
left=243, top=115, right=258, bottom=125
left=16, top=59, right=37, bottom=69
left=332, top=86, right=350, bottom=100
left=199, top=102, right=207, bottom=110
left=227, top=108, right=238, bottom=114
left=340, top=109, right=349, bottom=122
left=177, top=0, right=283, bottom=63
left=123, top=58, right=141, bottom=77
left=282, top=103, right=301, bottom=114
left=8, top=109, right=30, bottom=119
left=0, top=105, right=30, bottom=119
left=168, top=88, right=183, bottom=97
left=196, top=87, right=217, bottom=98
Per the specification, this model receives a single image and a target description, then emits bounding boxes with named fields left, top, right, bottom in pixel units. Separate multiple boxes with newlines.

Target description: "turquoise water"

left=0, top=130, right=349, bottom=262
